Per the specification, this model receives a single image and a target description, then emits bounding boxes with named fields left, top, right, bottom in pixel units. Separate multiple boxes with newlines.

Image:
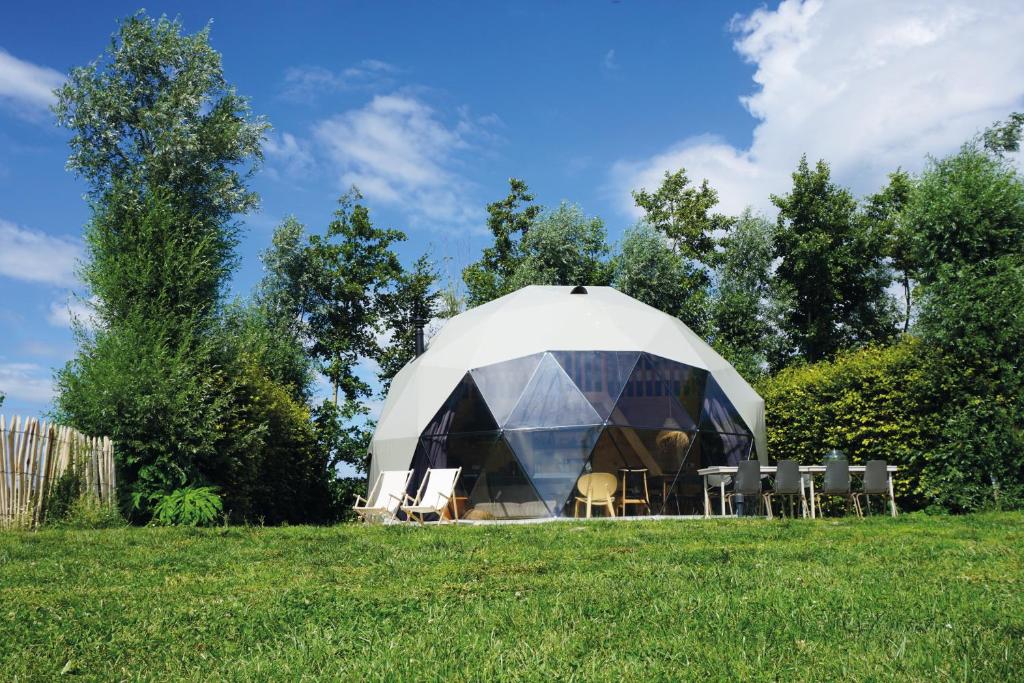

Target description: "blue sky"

left=2, top=0, right=1024, bottom=419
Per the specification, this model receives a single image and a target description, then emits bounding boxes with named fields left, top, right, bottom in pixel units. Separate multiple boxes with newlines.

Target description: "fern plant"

left=152, top=486, right=224, bottom=527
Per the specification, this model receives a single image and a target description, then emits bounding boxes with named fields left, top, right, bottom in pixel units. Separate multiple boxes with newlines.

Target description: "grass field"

left=1, top=513, right=1022, bottom=681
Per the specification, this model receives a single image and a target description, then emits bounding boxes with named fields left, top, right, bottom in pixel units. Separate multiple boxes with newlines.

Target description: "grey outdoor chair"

left=814, top=460, right=862, bottom=517
left=855, top=459, right=894, bottom=516
left=727, top=460, right=764, bottom=516
left=763, top=460, right=808, bottom=519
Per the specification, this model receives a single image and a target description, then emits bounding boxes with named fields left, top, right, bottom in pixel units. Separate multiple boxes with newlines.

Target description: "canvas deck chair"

left=401, top=467, right=462, bottom=523
left=353, top=469, right=413, bottom=523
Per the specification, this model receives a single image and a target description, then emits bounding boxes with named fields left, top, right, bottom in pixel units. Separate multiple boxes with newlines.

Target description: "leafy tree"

left=54, top=12, right=266, bottom=223
left=915, top=256, right=1024, bottom=510
left=903, top=144, right=1024, bottom=285
left=631, top=169, right=726, bottom=337
left=904, top=131, right=1024, bottom=511
left=771, top=156, right=896, bottom=365
left=462, top=178, right=541, bottom=306
left=313, top=398, right=373, bottom=476
left=632, top=169, right=728, bottom=262
left=377, top=253, right=441, bottom=392
left=864, top=170, right=915, bottom=332
left=612, top=223, right=699, bottom=326
left=982, top=112, right=1024, bottom=154
left=256, top=216, right=314, bottom=340
left=51, top=12, right=282, bottom=520
left=711, top=209, right=776, bottom=380
left=508, top=203, right=612, bottom=290
left=305, top=189, right=405, bottom=405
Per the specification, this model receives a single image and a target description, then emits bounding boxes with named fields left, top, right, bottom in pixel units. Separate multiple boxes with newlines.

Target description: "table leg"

left=720, top=479, right=726, bottom=516
left=809, top=475, right=817, bottom=519
left=703, top=475, right=710, bottom=519
left=888, top=475, right=897, bottom=517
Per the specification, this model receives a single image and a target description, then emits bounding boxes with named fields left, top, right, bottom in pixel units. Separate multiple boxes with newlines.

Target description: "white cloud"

left=0, top=48, right=64, bottom=113
left=281, top=59, right=397, bottom=102
left=0, top=362, right=54, bottom=404
left=611, top=0, right=1024, bottom=216
left=603, top=49, right=619, bottom=71
left=47, top=295, right=98, bottom=330
left=0, top=219, right=81, bottom=286
left=263, top=131, right=316, bottom=182
left=313, top=94, right=488, bottom=229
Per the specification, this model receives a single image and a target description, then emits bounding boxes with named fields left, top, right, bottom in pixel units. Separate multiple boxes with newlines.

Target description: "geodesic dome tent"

left=369, top=285, right=766, bottom=519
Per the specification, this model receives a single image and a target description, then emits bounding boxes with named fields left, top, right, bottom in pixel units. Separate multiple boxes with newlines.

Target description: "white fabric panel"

left=369, top=286, right=769, bottom=476
left=368, top=436, right=419, bottom=487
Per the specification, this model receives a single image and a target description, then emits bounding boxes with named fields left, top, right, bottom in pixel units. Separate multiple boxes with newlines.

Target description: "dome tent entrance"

left=369, top=286, right=767, bottom=519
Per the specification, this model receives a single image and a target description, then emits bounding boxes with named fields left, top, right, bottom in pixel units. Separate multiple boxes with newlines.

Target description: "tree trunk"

left=903, top=275, right=911, bottom=333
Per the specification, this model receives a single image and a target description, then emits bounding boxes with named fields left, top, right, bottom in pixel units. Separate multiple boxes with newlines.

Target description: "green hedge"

left=756, top=338, right=940, bottom=508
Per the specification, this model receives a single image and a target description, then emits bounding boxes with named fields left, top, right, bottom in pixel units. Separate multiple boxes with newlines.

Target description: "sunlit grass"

left=1, top=513, right=1021, bottom=680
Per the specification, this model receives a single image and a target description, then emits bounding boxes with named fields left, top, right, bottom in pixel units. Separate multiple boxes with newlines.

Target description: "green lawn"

left=1, top=513, right=1022, bottom=681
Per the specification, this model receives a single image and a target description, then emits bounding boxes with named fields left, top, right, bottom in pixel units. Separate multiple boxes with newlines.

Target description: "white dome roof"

left=369, top=285, right=767, bottom=482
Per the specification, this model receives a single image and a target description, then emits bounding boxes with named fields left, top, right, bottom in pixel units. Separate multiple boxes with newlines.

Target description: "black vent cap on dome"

left=570, top=285, right=588, bottom=294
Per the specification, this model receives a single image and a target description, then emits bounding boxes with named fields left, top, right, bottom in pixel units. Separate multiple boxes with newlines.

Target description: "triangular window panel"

left=608, top=354, right=696, bottom=431
left=470, top=353, right=544, bottom=427
left=421, top=432, right=548, bottom=519
left=698, top=376, right=751, bottom=435
left=421, top=373, right=499, bottom=438
left=698, top=431, right=753, bottom=467
left=504, top=426, right=603, bottom=516
left=404, top=438, right=435, bottom=506
left=504, top=353, right=603, bottom=429
left=654, top=358, right=708, bottom=427
left=550, top=351, right=640, bottom=420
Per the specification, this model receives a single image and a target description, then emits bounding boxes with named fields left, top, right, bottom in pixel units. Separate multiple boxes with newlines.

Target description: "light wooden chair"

left=353, top=470, right=412, bottom=523
left=400, top=468, right=462, bottom=524
left=573, top=472, right=617, bottom=518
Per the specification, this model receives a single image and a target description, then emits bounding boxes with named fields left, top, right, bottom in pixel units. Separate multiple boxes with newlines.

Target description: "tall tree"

left=904, top=143, right=1024, bottom=285
left=632, top=169, right=728, bottom=262
left=864, top=170, right=915, bottom=332
left=508, top=203, right=612, bottom=290
left=462, top=178, right=541, bottom=306
left=905, top=132, right=1024, bottom=510
left=54, top=12, right=266, bottom=223
left=256, top=216, right=314, bottom=340
left=305, top=189, right=405, bottom=405
left=711, top=209, right=776, bottom=380
left=982, top=112, right=1024, bottom=155
left=771, top=156, right=896, bottom=364
left=613, top=223, right=697, bottom=325
left=377, top=253, right=441, bottom=393
left=52, top=13, right=266, bottom=516
left=631, top=169, right=727, bottom=337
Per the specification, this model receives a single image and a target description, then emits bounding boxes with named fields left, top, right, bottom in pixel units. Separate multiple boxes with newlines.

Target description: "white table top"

left=698, top=464, right=898, bottom=475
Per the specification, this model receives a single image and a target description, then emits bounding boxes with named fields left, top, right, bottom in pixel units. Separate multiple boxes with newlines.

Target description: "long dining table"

left=696, top=464, right=898, bottom=519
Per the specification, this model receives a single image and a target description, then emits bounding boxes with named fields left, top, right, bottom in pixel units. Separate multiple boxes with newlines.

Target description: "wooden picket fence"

left=0, top=415, right=116, bottom=529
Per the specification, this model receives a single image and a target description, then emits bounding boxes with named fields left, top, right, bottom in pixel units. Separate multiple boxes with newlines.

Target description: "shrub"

left=151, top=486, right=224, bottom=527
left=756, top=338, right=940, bottom=509
left=44, top=455, right=89, bottom=524
left=59, top=497, right=126, bottom=530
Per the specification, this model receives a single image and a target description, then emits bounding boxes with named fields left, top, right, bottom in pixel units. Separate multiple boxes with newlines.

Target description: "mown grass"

left=1, top=513, right=1022, bottom=681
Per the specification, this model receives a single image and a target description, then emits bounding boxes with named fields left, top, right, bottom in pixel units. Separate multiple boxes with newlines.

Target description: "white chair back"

left=419, top=468, right=460, bottom=509
left=371, top=470, right=412, bottom=512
